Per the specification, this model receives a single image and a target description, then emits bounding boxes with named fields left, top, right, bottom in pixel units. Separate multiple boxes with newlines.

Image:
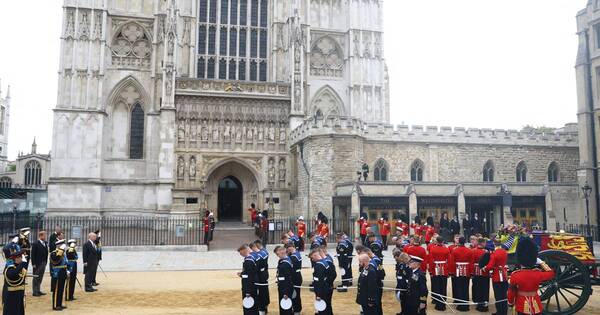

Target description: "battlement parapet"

left=289, top=116, right=578, bottom=147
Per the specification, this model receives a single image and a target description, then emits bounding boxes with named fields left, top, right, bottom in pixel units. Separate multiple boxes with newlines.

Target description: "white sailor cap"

left=298, top=216, right=304, bottom=221
left=67, top=239, right=76, bottom=244
left=19, top=227, right=31, bottom=236
left=409, top=255, right=423, bottom=263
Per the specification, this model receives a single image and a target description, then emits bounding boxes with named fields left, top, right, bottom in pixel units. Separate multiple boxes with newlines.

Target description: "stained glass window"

left=129, top=103, right=144, bottom=159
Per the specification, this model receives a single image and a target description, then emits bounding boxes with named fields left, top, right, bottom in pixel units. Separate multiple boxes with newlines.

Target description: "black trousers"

left=382, top=235, right=388, bottom=250
left=299, top=237, right=305, bottom=251
left=52, top=275, right=66, bottom=309
left=204, top=231, right=209, bottom=245
left=360, top=234, right=367, bottom=245
left=452, top=276, right=470, bottom=311
left=65, top=271, right=77, bottom=300
left=257, top=284, right=270, bottom=312
left=85, top=262, right=98, bottom=289
left=492, top=281, right=508, bottom=315
left=2, top=290, right=25, bottom=315
left=32, top=260, right=46, bottom=294
left=431, top=275, right=448, bottom=310
left=399, top=293, right=408, bottom=315
left=292, top=285, right=302, bottom=312
left=318, top=290, right=334, bottom=315
left=472, top=276, right=490, bottom=310
left=339, top=258, right=353, bottom=286
left=278, top=290, right=293, bottom=315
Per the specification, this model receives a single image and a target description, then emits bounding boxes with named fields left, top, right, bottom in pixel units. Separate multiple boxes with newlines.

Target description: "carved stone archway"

left=205, top=160, right=260, bottom=222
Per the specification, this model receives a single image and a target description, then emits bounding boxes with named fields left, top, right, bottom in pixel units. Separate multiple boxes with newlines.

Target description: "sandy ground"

left=15, top=265, right=600, bottom=315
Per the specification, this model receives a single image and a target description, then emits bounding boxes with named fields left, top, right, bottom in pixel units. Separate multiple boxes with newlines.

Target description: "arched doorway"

left=218, top=176, right=243, bottom=221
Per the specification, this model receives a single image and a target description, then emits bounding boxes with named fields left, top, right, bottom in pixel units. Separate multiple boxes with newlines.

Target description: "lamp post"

left=582, top=182, right=593, bottom=237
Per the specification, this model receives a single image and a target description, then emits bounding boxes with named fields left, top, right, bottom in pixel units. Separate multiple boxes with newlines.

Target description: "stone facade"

left=0, top=139, right=51, bottom=190
left=0, top=81, right=9, bottom=172
left=46, top=0, right=582, bottom=231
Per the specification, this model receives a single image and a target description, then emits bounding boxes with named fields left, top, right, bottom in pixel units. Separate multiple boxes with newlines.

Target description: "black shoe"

left=85, top=288, right=96, bottom=292
left=92, top=282, right=99, bottom=286
left=39, top=292, right=47, bottom=296
left=53, top=308, right=63, bottom=311
left=32, top=293, right=41, bottom=297
left=61, top=306, right=67, bottom=310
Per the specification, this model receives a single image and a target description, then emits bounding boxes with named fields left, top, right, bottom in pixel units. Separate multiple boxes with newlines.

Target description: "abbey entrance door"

left=218, top=176, right=243, bottom=221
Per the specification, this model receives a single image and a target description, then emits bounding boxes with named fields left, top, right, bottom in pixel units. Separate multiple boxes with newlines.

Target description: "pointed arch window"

left=129, top=103, right=145, bottom=159
left=410, top=160, right=424, bottom=182
left=24, top=160, right=42, bottom=187
left=483, top=160, right=495, bottom=182
left=0, top=177, right=11, bottom=188
left=547, top=162, right=559, bottom=182
left=373, top=159, right=388, bottom=181
left=516, top=161, right=527, bottom=182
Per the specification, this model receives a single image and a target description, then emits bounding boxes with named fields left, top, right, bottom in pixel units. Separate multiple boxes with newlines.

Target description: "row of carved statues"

left=177, top=121, right=287, bottom=144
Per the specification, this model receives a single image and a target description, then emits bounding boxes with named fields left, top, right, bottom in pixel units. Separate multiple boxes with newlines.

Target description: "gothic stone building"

left=48, top=0, right=582, bottom=232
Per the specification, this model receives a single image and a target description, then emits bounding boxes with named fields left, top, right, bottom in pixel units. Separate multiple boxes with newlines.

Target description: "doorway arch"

left=218, top=176, right=243, bottom=221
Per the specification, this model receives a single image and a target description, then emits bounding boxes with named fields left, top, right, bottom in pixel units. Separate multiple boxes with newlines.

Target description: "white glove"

left=21, top=255, right=27, bottom=263
left=536, top=258, right=543, bottom=265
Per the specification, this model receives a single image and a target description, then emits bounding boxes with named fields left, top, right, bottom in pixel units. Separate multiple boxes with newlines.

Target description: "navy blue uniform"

left=276, top=257, right=294, bottom=315
left=396, top=262, right=411, bottom=315
left=370, top=239, right=384, bottom=261
left=65, top=246, right=78, bottom=300
left=289, top=251, right=303, bottom=313
left=50, top=249, right=68, bottom=310
left=336, top=238, right=354, bottom=287
left=241, top=255, right=259, bottom=315
left=255, top=250, right=270, bottom=312
left=2, top=259, right=27, bottom=315
left=357, top=263, right=382, bottom=315
left=313, top=260, right=332, bottom=315
left=405, top=268, right=428, bottom=315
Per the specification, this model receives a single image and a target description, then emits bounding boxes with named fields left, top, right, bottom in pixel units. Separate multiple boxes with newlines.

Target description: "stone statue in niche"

left=201, top=126, right=209, bottom=141
left=223, top=122, right=231, bottom=142
left=268, top=159, right=276, bottom=184
left=246, top=127, right=254, bottom=141
left=177, top=156, right=185, bottom=178
left=268, top=126, right=275, bottom=142
left=278, top=159, right=286, bottom=182
left=189, top=156, right=197, bottom=178
left=258, top=126, right=264, bottom=141
left=212, top=126, right=220, bottom=142
left=190, top=122, right=197, bottom=140
left=279, top=128, right=286, bottom=143
left=178, top=122, right=185, bottom=141
left=235, top=126, right=243, bottom=142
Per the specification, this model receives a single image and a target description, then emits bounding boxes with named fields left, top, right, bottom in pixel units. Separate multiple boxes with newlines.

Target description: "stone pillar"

left=409, top=186, right=417, bottom=223
left=457, top=187, right=466, bottom=220
left=544, top=185, right=557, bottom=231
left=503, top=205, right=514, bottom=227
left=351, top=186, right=360, bottom=240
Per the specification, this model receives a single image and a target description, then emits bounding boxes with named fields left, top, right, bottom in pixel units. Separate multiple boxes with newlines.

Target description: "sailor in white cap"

left=65, top=239, right=79, bottom=301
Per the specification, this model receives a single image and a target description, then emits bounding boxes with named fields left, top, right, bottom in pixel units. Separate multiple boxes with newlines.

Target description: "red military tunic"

left=411, top=223, right=422, bottom=237
left=404, top=244, right=428, bottom=272
left=508, top=268, right=555, bottom=315
left=424, top=225, right=435, bottom=243
left=471, top=247, right=489, bottom=277
left=295, top=221, right=306, bottom=238
left=319, top=223, right=329, bottom=238
left=379, top=221, right=391, bottom=236
left=484, top=247, right=508, bottom=283
left=358, top=219, right=369, bottom=235
left=203, top=217, right=210, bottom=232
left=428, top=244, right=450, bottom=276
left=449, top=246, right=473, bottom=277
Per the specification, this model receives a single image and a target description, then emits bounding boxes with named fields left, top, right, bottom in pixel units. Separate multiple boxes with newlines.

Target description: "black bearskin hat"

left=516, top=236, right=538, bottom=268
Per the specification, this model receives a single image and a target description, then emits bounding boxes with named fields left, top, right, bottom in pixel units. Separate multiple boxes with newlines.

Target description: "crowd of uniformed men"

left=238, top=213, right=556, bottom=315
left=2, top=226, right=103, bottom=313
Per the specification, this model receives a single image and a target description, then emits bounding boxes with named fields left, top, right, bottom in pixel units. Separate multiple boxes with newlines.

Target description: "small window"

left=240, top=0, right=248, bottom=25
left=24, top=160, right=42, bottom=186
left=251, top=0, right=259, bottom=26
left=516, top=161, right=527, bottom=182
left=129, top=103, right=145, bottom=159
left=483, top=160, right=494, bottom=182
left=238, top=60, right=246, bottom=80
left=250, top=29, right=258, bottom=58
left=547, top=162, right=559, bottom=182
left=198, top=25, right=207, bottom=53
left=260, top=0, right=268, bottom=27
left=197, top=57, right=206, bottom=78
left=219, top=58, right=227, bottom=79
left=230, top=0, right=239, bottom=24
left=0, top=177, right=12, bottom=188
left=259, top=29, right=267, bottom=58
left=229, top=59, right=237, bottom=80
left=186, top=197, right=199, bottom=204
left=250, top=60, right=257, bottom=81
left=207, top=58, right=215, bottom=79
left=595, top=24, right=600, bottom=49
left=259, top=61, right=267, bottom=81
left=373, top=159, right=388, bottom=181
left=220, top=27, right=228, bottom=54
left=209, top=0, right=217, bottom=23
left=208, top=26, right=216, bottom=54
left=199, top=0, right=208, bottom=22
left=410, top=160, right=424, bottom=182
left=220, top=0, right=229, bottom=23
left=239, top=30, right=247, bottom=57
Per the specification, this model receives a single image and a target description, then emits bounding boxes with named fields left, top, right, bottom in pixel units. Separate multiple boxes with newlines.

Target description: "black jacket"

left=241, top=255, right=257, bottom=297
left=48, top=233, right=58, bottom=252
left=83, top=240, right=99, bottom=265
left=312, top=260, right=330, bottom=298
left=450, top=219, right=461, bottom=236
left=31, top=239, right=48, bottom=267
left=356, top=264, right=381, bottom=307
left=276, top=258, right=294, bottom=298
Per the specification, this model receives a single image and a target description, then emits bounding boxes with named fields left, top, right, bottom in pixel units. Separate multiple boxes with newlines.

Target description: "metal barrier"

left=556, top=222, right=600, bottom=242
left=0, top=214, right=204, bottom=246
left=266, top=216, right=356, bottom=244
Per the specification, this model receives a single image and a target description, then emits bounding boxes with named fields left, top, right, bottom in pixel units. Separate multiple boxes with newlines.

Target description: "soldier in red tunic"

left=295, top=216, right=306, bottom=251
left=427, top=236, right=450, bottom=311
left=378, top=217, right=391, bottom=250
left=508, top=237, right=555, bottom=315
left=482, top=237, right=509, bottom=315
left=404, top=235, right=428, bottom=272
left=471, top=238, right=490, bottom=312
left=448, top=236, right=472, bottom=312
left=357, top=216, right=369, bottom=245
left=396, top=218, right=409, bottom=237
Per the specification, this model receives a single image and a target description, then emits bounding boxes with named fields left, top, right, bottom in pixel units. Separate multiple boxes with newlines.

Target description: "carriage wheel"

left=538, top=250, right=592, bottom=315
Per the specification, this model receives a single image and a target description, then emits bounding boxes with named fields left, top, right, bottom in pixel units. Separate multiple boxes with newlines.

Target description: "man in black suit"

left=83, top=232, right=99, bottom=292
left=31, top=230, right=49, bottom=296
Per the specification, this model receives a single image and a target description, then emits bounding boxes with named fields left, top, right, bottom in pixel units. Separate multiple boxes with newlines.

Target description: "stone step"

left=209, top=223, right=259, bottom=251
